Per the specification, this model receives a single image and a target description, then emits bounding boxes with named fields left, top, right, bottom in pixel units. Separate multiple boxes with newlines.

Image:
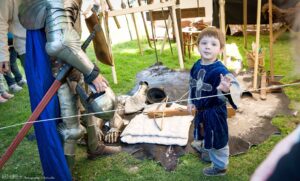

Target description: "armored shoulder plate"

left=18, top=0, right=47, bottom=30
left=19, top=0, right=81, bottom=30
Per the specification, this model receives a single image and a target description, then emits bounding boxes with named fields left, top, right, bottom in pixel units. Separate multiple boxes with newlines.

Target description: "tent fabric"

left=25, top=30, right=72, bottom=181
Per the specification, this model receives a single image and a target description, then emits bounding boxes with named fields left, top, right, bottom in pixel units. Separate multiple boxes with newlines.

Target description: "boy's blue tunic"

left=190, top=59, right=234, bottom=150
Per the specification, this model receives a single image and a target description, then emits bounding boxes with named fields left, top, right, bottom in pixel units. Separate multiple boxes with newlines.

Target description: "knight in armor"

left=18, top=0, right=122, bottom=171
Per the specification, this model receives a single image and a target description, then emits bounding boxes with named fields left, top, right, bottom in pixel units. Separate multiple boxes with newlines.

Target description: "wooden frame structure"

left=101, top=0, right=184, bottom=84
left=241, top=0, right=276, bottom=88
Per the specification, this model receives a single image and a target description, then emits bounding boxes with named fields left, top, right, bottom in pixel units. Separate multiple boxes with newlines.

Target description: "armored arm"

left=19, top=0, right=102, bottom=85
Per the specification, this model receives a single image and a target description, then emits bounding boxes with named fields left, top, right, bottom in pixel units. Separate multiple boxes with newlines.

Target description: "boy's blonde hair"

left=196, top=27, right=225, bottom=49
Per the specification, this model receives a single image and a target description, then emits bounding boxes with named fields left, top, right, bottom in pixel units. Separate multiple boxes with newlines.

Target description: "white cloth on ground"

left=121, top=103, right=193, bottom=146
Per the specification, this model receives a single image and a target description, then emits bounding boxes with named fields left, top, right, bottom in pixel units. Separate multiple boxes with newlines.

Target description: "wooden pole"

left=260, top=71, right=267, bottom=100
left=161, top=6, right=173, bottom=55
left=175, top=0, right=184, bottom=60
left=100, top=0, right=118, bottom=84
left=0, top=80, right=63, bottom=169
left=106, top=0, right=121, bottom=29
left=131, top=13, right=144, bottom=55
left=128, top=0, right=143, bottom=56
left=243, top=0, right=248, bottom=48
left=160, top=16, right=172, bottom=54
left=138, top=0, right=152, bottom=48
left=219, top=0, right=227, bottom=65
left=253, top=0, right=262, bottom=89
left=121, top=0, right=133, bottom=40
left=269, top=0, right=274, bottom=81
left=171, top=3, right=184, bottom=69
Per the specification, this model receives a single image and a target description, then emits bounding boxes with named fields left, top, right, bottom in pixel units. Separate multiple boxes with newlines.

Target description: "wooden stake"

left=219, top=0, right=227, bottom=65
left=253, top=0, right=262, bottom=89
left=269, top=0, right=274, bottom=81
left=138, top=0, right=152, bottom=48
left=128, top=0, right=143, bottom=55
left=100, top=0, right=118, bottom=84
left=260, top=71, right=267, bottom=100
left=131, top=13, right=143, bottom=55
left=106, top=0, right=121, bottom=29
left=243, top=0, right=248, bottom=48
left=160, top=16, right=172, bottom=54
left=171, top=3, right=184, bottom=69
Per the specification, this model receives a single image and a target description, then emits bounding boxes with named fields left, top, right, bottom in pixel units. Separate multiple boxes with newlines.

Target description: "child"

left=187, top=27, right=241, bottom=176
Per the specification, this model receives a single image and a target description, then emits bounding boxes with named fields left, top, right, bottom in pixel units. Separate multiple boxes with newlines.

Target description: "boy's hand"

left=217, top=74, right=231, bottom=93
left=187, top=104, right=195, bottom=114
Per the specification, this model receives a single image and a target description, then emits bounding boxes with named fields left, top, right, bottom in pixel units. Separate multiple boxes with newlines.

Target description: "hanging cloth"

left=25, top=30, right=72, bottom=181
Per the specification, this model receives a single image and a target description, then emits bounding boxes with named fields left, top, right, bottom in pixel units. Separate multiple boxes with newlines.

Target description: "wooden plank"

left=146, top=7, right=205, bottom=21
left=106, top=1, right=175, bottom=17
left=147, top=107, right=235, bottom=118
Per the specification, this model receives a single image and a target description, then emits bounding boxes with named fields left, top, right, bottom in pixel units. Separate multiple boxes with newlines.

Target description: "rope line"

left=0, top=82, right=299, bottom=131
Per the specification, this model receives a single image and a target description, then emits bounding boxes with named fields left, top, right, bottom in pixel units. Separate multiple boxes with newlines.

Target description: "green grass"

left=0, top=33, right=299, bottom=180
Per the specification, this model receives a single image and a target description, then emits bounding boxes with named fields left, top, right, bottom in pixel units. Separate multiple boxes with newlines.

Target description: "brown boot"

left=87, top=144, right=121, bottom=160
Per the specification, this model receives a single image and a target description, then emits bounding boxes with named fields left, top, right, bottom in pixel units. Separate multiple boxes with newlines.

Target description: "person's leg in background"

left=0, top=73, right=14, bottom=103
left=3, top=47, right=24, bottom=93
left=10, top=47, right=25, bottom=85
left=17, top=53, right=26, bottom=86
left=0, top=74, right=8, bottom=103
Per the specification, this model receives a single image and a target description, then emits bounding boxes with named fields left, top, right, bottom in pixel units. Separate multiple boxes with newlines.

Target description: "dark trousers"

left=4, top=47, right=25, bottom=86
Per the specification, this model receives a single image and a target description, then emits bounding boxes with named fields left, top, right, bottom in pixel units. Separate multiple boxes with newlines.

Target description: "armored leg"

left=86, top=116, right=103, bottom=152
left=57, top=83, right=85, bottom=170
left=86, top=116, right=121, bottom=160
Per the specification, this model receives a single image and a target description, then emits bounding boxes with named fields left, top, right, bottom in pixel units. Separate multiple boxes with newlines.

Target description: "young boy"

left=187, top=27, right=241, bottom=176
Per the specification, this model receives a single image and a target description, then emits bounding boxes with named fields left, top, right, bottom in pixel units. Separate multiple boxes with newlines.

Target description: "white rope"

left=0, top=82, right=299, bottom=131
